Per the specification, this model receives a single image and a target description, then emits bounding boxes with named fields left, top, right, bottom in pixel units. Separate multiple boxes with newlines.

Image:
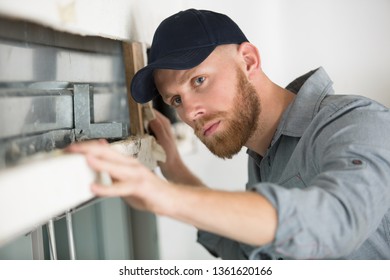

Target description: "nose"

left=181, top=94, right=206, bottom=124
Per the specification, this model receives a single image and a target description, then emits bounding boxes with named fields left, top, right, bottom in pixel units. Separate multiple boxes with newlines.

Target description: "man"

left=68, top=9, right=390, bottom=259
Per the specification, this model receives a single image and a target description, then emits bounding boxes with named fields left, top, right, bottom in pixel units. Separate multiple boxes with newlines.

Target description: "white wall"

left=2, top=0, right=389, bottom=105
left=155, top=0, right=390, bottom=259
left=156, top=138, right=248, bottom=259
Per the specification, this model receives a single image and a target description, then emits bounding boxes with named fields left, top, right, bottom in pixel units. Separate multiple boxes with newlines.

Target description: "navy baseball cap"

left=130, top=9, right=249, bottom=103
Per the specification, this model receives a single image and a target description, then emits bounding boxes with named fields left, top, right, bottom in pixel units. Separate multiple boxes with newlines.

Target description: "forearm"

left=160, top=157, right=205, bottom=187
left=165, top=185, right=277, bottom=246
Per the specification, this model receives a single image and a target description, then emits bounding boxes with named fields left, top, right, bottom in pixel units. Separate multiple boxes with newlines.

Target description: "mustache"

left=194, top=112, right=226, bottom=134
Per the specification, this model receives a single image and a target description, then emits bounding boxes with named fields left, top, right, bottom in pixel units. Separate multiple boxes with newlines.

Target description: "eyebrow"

left=177, top=68, right=197, bottom=86
left=160, top=93, right=172, bottom=103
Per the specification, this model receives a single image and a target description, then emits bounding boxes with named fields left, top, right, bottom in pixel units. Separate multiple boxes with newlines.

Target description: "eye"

left=194, top=76, right=206, bottom=86
left=171, top=96, right=182, bottom=107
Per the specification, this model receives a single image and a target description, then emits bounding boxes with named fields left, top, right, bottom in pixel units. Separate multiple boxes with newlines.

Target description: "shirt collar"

left=247, top=67, right=334, bottom=159
left=274, top=67, right=334, bottom=140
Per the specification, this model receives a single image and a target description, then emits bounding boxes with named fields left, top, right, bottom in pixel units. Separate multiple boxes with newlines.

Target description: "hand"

left=66, top=140, right=276, bottom=246
left=66, top=140, right=175, bottom=214
left=148, top=110, right=205, bottom=186
left=148, top=110, right=185, bottom=180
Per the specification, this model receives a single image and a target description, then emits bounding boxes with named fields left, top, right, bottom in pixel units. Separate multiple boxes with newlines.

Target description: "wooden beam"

left=122, top=42, right=146, bottom=136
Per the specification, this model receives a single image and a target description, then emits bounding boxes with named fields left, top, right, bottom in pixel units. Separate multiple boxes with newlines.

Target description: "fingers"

left=149, top=111, right=177, bottom=149
left=153, top=109, right=171, bottom=124
left=66, top=138, right=171, bottom=214
left=85, top=153, right=140, bottom=181
left=91, top=181, right=135, bottom=197
left=66, top=139, right=135, bottom=166
left=149, top=113, right=167, bottom=139
left=150, top=110, right=174, bottom=134
left=66, top=139, right=146, bottom=181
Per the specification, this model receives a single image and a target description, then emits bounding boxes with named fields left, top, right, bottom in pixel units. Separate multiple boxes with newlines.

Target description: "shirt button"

left=352, top=159, right=363, bottom=165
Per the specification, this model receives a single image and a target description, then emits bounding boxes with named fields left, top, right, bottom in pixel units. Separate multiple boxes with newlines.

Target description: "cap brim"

left=130, top=45, right=217, bottom=103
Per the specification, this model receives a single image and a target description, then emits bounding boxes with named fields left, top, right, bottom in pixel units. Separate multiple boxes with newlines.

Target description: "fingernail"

left=98, top=139, right=109, bottom=145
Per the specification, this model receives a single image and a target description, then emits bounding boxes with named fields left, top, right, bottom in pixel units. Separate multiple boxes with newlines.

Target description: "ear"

left=238, top=42, right=261, bottom=78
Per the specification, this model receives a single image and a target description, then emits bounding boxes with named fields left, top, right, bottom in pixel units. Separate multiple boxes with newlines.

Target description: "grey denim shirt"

left=197, top=67, right=390, bottom=259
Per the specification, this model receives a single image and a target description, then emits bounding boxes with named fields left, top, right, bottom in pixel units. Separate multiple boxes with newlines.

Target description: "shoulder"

left=319, top=94, right=389, bottom=117
left=310, top=94, right=390, bottom=148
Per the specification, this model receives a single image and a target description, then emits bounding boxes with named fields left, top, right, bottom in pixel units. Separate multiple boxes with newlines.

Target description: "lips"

left=203, top=121, right=221, bottom=136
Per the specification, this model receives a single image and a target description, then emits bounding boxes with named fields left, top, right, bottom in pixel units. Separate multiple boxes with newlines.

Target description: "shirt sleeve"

left=197, top=230, right=254, bottom=259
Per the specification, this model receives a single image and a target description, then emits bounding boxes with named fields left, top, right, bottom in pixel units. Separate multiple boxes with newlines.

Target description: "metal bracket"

left=73, top=84, right=127, bottom=140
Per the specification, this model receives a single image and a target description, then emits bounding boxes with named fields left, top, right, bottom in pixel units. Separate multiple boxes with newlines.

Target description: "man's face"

left=193, top=67, right=260, bottom=158
left=154, top=46, right=260, bottom=159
